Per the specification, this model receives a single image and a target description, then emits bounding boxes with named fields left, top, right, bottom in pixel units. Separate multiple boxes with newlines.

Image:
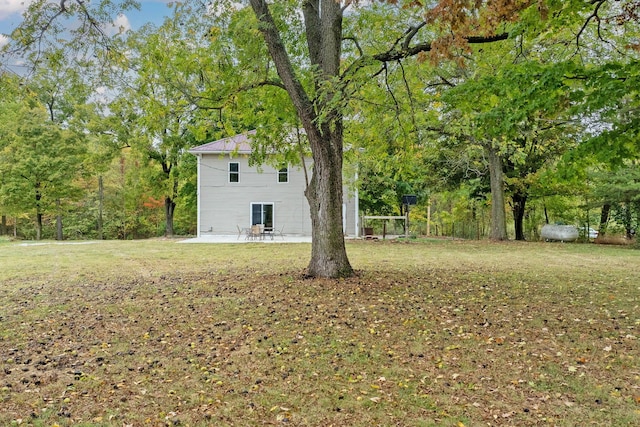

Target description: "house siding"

left=196, top=153, right=314, bottom=236
left=344, top=190, right=358, bottom=237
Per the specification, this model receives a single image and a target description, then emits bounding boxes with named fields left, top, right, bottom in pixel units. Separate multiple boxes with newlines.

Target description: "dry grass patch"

left=0, top=239, right=639, bottom=426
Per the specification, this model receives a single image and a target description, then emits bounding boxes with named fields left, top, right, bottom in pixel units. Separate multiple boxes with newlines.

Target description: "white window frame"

left=277, top=165, right=289, bottom=183
left=251, top=202, right=275, bottom=230
left=229, top=162, right=239, bottom=183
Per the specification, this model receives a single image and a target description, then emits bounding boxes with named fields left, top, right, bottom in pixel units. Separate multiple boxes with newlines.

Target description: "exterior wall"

left=343, top=188, right=358, bottom=237
left=196, top=153, right=311, bottom=236
left=195, top=153, right=358, bottom=237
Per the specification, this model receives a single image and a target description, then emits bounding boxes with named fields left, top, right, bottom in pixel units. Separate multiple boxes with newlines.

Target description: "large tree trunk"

left=250, top=0, right=353, bottom=278
left=512, top=192, right=527, bottom=241
left=160, top=160, right=178, bottom=237
left=35, top=184, right=42, bottom=240
left=599, top=203, right=610, bottom=236
left=1, top=215, right=6, bottom=235
left=36, top=212, right=43, bottom=240
left=166, top=176, right=180, bottom=237
left=165, top=196, right=176, bottom=237
left=486, top=144, right=508, bottom=240
left=305, top=121, right=352, bottom=278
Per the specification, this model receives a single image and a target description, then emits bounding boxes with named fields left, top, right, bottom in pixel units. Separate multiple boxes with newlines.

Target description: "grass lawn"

left=0, top=238, right=638, bottom=426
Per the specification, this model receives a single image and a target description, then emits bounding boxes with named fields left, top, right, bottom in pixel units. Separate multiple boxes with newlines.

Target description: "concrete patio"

left=178, top=234, right=312, bottom=244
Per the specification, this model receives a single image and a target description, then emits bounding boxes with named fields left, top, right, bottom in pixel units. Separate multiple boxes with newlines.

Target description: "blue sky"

left=0, top=1, right=173, bottom=47
left=126, top=1, right=175, bottom=29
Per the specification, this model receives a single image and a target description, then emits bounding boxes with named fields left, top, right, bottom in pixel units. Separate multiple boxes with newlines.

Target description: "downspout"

left=196, top=153, right=202, bottom=237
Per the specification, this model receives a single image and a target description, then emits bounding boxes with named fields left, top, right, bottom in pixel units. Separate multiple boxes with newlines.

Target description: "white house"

left=189, top=130, right=359, bottom=238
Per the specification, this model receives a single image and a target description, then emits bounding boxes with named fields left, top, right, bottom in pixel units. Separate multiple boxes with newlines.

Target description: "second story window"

left=229, top=162, right=239, bottom=183
left=278, top=166, right=289, bottom=183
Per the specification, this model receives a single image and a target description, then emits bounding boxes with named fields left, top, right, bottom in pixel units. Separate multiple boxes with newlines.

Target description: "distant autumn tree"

left=0, top=105, right=85, bottom=239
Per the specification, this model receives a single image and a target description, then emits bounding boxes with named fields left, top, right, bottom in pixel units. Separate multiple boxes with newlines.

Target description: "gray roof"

left=189, top=130, right=256, bottom=154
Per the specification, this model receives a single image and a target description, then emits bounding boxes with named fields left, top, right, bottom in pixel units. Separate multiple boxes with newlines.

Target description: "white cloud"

left=104, top=13, right=131, bottom=36
left=0, top=33, right=8, bottom=47
left=0, top=0, right=30, bottom=20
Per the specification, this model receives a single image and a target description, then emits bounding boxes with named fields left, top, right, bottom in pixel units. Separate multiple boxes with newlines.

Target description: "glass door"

left=251, top=203, right=274, bottom=229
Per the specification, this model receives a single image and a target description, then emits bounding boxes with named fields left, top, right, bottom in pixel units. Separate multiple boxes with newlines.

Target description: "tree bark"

left=35, top=183, right=43, bottom=240
left=1, top=215, right=6, bottom=235
left=163, top=163, right=179, bottom=237
left=250, top=0, right=353, bottom=278
left=305, top=126, right=352, bottom=277
left=544, top=203, right=549, bottom=224
left=165, top=196, right=176, bottom=237
left=36, top=212, right=43, bottom=240
left=512, top=192, right=527, bottom=241
left=599, top=203, right=610, bottom=236
left=486, top=144, right=508, bottom=240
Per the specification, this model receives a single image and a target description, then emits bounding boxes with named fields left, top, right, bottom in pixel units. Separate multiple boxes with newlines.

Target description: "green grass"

left=0, top=239, right=639, bottom=426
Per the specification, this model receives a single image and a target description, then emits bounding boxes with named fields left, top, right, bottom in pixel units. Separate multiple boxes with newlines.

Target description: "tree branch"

left=402, top=22, right=427, bottom=51
left=438, top=75, right=456, bottom=87
left=576, top=0, right=607, bottom=48
left=302, top=0, right=321, bottom=66
left=374, top=33, right=510, bottom=62
left=342, top=32, right=509, bottom=86
left=343, top=36, right=363, bottom=57
left=249, top=0, right=316, bottom=129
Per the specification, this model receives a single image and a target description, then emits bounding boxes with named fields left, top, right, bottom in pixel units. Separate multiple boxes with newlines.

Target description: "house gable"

left=189, top=130, right=254, bottom=155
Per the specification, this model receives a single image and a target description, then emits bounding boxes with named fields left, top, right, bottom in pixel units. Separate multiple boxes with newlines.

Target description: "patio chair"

left=273, top=225, right=285, bottom=240
left=248, top=224, right=261, bottom=240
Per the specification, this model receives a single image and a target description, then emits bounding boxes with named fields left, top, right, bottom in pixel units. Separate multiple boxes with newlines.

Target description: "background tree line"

left=1, top=0, right=639, bottom=247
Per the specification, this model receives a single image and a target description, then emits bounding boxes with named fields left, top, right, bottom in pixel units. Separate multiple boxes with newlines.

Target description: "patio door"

left=251, top=203, right=274, bottom=229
